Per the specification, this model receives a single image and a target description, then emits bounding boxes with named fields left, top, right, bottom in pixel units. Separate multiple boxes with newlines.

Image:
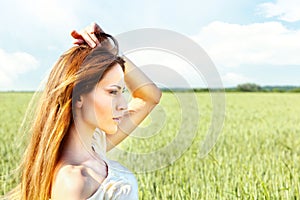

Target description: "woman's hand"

left=71, top=22, right=103, bottom=48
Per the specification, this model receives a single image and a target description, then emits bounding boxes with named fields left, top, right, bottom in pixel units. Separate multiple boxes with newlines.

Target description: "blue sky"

left=0, top=0, right=299, bottom=90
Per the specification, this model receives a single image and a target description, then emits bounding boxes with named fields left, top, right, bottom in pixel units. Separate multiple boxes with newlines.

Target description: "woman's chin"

left=103, top=126, right=118, bottom=135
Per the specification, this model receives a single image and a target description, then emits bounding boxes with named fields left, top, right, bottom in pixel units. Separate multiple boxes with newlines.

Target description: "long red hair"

left=7, top=33, right=124, bottom=200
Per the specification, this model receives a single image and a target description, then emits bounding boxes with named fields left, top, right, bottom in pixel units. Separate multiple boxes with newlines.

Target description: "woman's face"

left=80, top=64, right=127, bottom=134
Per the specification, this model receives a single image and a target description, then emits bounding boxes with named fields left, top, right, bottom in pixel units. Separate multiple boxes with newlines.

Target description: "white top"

left=87, top=129, right=139, bottom=200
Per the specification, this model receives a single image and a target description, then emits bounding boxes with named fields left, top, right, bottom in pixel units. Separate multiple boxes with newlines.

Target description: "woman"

left=9, top=22, right=161, bottom=199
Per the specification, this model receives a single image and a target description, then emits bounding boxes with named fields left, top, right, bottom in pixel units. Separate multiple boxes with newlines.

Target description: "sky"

left=0, top=0, right=300, bottom=91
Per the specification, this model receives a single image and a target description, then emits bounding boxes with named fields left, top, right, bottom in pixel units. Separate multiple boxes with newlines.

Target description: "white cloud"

left=126, top=50, right=207, bottom=88
left=192, top=21, right=300, bottom=68
left=257, top=0, right=300, bottom=22
left=222, top=73, right=253, bottom=86
left=0, top=0, right=80, bottom=47
left=0, top=49, right=39, bottom=88
left=23, top=0, right=79, bottom=28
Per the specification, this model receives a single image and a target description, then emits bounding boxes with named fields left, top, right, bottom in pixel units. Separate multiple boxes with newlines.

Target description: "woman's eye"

left=110, top=90, right=118, bottom=95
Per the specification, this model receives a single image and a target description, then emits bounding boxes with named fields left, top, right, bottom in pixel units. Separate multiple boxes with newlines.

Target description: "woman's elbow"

left=151, top=87, right=162, bottom=104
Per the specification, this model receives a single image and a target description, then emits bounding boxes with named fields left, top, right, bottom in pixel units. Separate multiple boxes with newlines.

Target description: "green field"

left=1, top=92, right=299, bottom=199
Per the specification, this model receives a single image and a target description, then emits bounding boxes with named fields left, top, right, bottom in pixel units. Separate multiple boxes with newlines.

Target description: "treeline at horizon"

left=1, top=83, right=300, bottom=93
left=162, top=83, right=300, bottom=93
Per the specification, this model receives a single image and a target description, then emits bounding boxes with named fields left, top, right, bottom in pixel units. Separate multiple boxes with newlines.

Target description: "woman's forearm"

left=123, top=56, right=162, bottom=104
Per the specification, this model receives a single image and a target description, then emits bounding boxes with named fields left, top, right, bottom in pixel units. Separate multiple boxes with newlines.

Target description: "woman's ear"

left=75, top=95, right=83, bottom=108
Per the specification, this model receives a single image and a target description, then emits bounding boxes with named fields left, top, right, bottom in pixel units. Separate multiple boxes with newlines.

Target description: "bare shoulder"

left=51, top=165, right=96, bottom=200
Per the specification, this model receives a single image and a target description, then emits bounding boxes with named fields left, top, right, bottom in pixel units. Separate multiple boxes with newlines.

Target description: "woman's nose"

left=116, top=95, right=128, bottom=111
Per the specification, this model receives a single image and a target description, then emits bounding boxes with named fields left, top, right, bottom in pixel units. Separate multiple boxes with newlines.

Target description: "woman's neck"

left=61, top=122, right=96, bottom=164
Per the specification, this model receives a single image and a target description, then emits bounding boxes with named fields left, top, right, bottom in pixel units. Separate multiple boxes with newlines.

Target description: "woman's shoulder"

left=51, top=164, right=98, bottom=200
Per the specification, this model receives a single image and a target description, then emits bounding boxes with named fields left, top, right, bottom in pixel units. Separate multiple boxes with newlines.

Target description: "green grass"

left=0, top=92, right=33, bottom=195
left=1, top=92, right=299, bottom=199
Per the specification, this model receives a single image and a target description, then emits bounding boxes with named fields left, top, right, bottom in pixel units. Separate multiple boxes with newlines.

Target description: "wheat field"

left=1, top=92, right=299, bottom=199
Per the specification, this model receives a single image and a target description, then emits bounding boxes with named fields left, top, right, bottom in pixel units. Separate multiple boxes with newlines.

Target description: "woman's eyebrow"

left=109, top=84, right=122, bottom=90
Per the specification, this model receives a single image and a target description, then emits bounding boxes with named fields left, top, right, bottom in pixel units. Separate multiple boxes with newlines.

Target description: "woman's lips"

left=112, top=117, right=122, bottom=123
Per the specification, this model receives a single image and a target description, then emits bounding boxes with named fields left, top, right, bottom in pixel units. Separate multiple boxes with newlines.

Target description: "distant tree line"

left=160, top=83, right=300, bottom=93
left=2, top=84, right=299, bottom=93
left=228, top=83, right=300, bottom=92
